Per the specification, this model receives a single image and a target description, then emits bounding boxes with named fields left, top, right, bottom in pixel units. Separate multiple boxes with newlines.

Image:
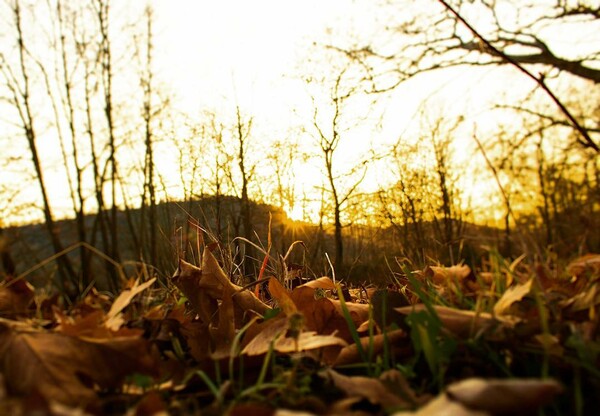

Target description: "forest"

left=0, top=0, right=599, bottom=415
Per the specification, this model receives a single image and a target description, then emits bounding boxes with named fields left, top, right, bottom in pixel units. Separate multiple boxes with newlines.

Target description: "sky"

left=2, top=0, right=585, bottom=225
left=143, top=0, right=518, bottom=220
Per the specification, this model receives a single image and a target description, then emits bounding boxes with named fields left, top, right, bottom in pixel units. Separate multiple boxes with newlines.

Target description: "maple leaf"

left=0, top=319, right=158, bottom=407
left=171, top=247, right=269, bottom=325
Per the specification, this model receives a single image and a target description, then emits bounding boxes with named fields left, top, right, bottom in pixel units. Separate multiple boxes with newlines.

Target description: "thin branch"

left=437, top=0, right=599, bottom=153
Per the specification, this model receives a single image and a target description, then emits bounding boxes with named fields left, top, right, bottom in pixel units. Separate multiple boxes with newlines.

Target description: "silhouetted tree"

left=0, top=0, right=78, bottom=293
left=337, top=0, right=599, bottom=152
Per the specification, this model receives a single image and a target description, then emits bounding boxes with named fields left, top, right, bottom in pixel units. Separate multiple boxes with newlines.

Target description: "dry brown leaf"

left=242, top=316, right=347, bottom=356
left=392, top=394, right=489, bottom=416
left=445, top=377, right=563, bottom=414
left=209, top=285, right=236, bottom=360
left=171, top=248, right=270, bottom=325
left=241, top=317, right=287, bottom=356
left=323, top=368, right=409, bottom=409
left=0, top=320, right=158, bottom=407
left=180, top=321, right=211, bottom=362
left=290, top=287, right=347, bottom=339
left=334, top=329, right=407, bottom=366
left=105, top=277, right=156, bottom=331
left=425, top=265, right=473, bottom=284
left=172, top=259, right=219, bottom=324
left=493, top=278, right=533, bottom=316
left=274, top=331, right=347, bottom=354
left=561, top=284, right=600, bottom=313
left=55, top=308, right=143, bottom=339
left=393, top=378, right=562, bottom=416
left=289, top=285, right=370, bottom=347
left=396, top=305, right=504, bottom=338
left=567, top=254, right=600, bottom=280
left=268, top=277, right=298, bottom=316
left=0, top=277, right=34, bottom=317
left=298, top=276, right=337, bottom=290
left=202, top=247, right=270, bottom=315
left=329, top=298, right=370, bottom=326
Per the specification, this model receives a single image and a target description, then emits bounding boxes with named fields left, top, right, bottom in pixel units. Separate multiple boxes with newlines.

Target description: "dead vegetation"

left=0, top=241, right=598, bottom=415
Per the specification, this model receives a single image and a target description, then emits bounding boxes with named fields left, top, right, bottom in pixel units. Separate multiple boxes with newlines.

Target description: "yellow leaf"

left=493, top=278, right=533, bottom=316
left=105, top=278, right=156, bottom=331
left=269, top=277, right=298, bottom=316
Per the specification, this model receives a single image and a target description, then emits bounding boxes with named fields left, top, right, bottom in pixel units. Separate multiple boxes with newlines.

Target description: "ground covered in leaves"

left=0, top=246, right=598, bottom=415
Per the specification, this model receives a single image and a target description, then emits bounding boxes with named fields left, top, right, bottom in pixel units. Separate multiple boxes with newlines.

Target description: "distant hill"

left=4, top=194, right=514, bottom=290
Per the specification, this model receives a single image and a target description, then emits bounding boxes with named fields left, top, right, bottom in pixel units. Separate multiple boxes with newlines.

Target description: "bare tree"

left=137, top=4, right=161, bottom=265
left=223, top=105, right=257, bottom=274
left=0, top=0, right=77, bottom=291
left=94, top=0, right=120, bottom=265
left=424, top=113, right=465, bottom=263
left=337, top=0, right=599, bottom=151
left=377, top=140, right=430, bottom=264
left=308, top=69, right=369, bottom=271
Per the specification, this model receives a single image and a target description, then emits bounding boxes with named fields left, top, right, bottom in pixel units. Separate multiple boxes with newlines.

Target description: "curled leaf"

left=493, top=278, right=533, bottom=316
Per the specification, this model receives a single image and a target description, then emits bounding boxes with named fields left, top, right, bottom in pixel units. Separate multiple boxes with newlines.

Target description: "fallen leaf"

left=334, top=329, right=407, bottom=366
left=567, top=254, right=600, bottom=280
left=105, top=278, right=156, bottom=331
left=396, top=305, right=504, bottom=338
left=268, top=277, right=298, bottom=316
left=180, top=320, right=211, bottom=362
left=392, top=394, right=488, bottom=416
left=56, top=308, right=143, bottom=339
left=393, top=377, right=562, bottom=416
left=561, top=284, right=600, bottom=313
left=241, top=317, right=287, bottom=356
left=171, top=259, right=219, bottom=324
left=0, top=277, right=34, bottom=317
left=445, top=377, right=563, bottom=414
left=425, top=265, right=473, bottom=284
left=290, top=287, right=350, bottom=342
left=0, top=320, right=158, bottom=407
left=171, top=248, right=270, bottom=325
left=322, top=368, right=410, bottom=409
left=493, top=278, right=533, bottom=316
left=242, top=316, right=347, bottom=356
left=209, top=284, right=236, bottom=360
left=130, top=391, right=168, bottom=416
left=298, top=277, right=337, bottom=290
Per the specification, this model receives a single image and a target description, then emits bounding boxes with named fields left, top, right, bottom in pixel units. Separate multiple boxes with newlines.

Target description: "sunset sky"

left=2, top=0, right=591, bottom=225
left=146, top=0, right=513, bottom=219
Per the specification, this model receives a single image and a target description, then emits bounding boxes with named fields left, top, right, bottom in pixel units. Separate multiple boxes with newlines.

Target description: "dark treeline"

left=5, top=188, right=599, bottom=295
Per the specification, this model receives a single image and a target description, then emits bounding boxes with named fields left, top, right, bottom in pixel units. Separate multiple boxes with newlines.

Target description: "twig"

left=437, top=0, right=599, bottom=152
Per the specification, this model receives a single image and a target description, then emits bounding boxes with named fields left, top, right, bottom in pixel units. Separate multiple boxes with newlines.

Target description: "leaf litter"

left=0, top=245, right=598, bottom=415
